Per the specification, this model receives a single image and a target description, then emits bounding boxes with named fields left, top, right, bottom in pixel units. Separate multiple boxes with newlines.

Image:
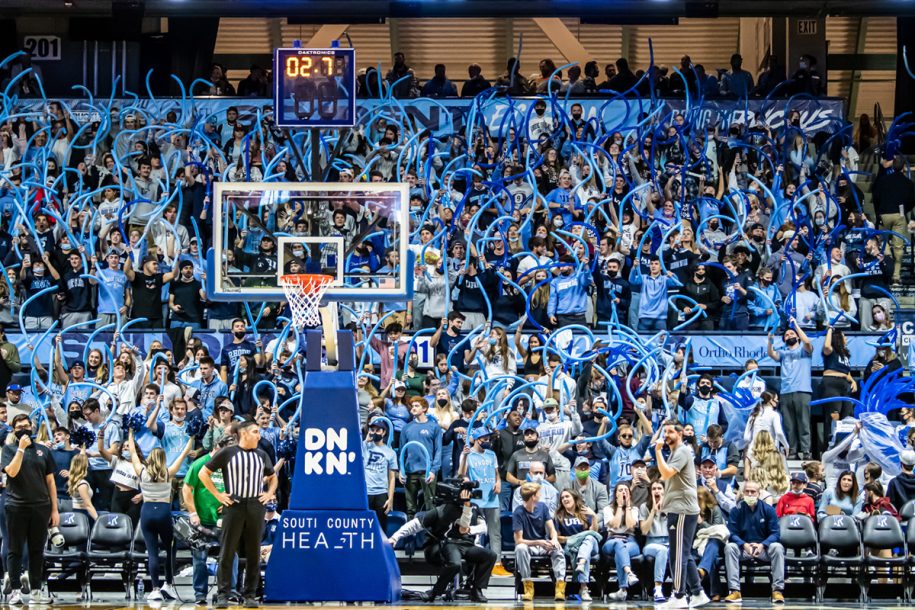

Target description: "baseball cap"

left=592, top=395, right=607, bottom=406
left=178, top=259, right=194, bottom=270
left=699, top=455, right=717, bottom=464
left=520, top=420, right=540, bottom=433
left=69, top=360, right=85, bottom=370
left=631, top=458, right=647, bottom=468
left=6, top=384, right=21, bottom=392
left=573, top=456, right=590, bottom=469
left=368, top=418, right=389, bottom=431
left=790, top=471, right=809, bottom=483
left=393, top=380, right=406, bottom=391
left=106, top=249, right=120, bottom=257
left=470, top=427, right=492, bottom=441
left=542, top=398, right=559, bottom=410
left=217, top=401, right=235, bottom=413
left=141, top=254, right=158, bottom=265
left=901, top=450, right=915, bottom=467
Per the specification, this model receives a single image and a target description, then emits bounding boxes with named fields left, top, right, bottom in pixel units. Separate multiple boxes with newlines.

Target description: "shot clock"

left=273, top=47, right=356, bottom=128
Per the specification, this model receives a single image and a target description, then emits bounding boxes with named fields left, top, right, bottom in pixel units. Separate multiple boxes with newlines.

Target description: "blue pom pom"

left=277, top=438, right=297, bottom=460
left=127, top=412, right=146, bottom=432
left=185, top=417, right=208, bottom=440
left=71, top=426, right=97, bottom=448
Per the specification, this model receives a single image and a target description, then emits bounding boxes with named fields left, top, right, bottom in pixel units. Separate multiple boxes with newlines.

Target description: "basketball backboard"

left=206, top=182, right=410, bottom=303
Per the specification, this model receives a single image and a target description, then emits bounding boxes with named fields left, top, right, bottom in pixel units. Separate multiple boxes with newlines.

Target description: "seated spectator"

left=601, top=483, right=641, bottom=601
left=775, top=472, right=816, bottom=519
left=886, top=449, right=915, bottom=511
left=723, top=481, right=786, bottom=604
left=857, top=481, right=900, bottom=520
left=513, top=482, right=567, bottom=602
left=512, top=460, right=559, bottom=513
left=421, top=64, right=457, bottom=98
left=553, top=489, right=600, bottom=601
left=460, top=63, right=491, bottom=98
left=695, top=486, right=728, bottom=600
left=698, top=456, right=737, bottom=514
left=561, top=455, right=609, bottom=514
left=817, top=469, right=862, bottom=520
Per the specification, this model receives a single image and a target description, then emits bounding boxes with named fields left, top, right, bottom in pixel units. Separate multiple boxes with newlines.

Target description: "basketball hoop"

left=280, top=274, right=336, bottom=329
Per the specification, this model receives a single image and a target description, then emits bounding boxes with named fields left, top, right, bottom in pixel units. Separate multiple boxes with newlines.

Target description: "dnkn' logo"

left=302, top=428, right=356, bottom=475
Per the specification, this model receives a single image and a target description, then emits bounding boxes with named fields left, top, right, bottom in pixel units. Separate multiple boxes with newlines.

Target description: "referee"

left=200, top=419, right=278, bottom=608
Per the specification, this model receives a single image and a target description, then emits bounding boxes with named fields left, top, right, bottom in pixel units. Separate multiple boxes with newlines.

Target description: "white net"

left=279, top=274, right=336, bottom=329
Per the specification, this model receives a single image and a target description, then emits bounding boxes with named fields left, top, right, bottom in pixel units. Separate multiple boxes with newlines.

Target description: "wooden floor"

left=32, top=603, right=912, bottom=609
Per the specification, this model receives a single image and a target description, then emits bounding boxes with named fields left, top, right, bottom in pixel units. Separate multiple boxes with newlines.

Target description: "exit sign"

left=797, top=19, right=818, bottom=35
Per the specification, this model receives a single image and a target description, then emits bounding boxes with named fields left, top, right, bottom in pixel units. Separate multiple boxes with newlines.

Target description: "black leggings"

left=140, top=502, right=175, bottom=588
left=111, top=487, right=142, bottom=527
left=5, top=503, right=50, bottom=590
left=368, top=493, right=388, bottom=531
left=819, top=375, right=852, bottom=450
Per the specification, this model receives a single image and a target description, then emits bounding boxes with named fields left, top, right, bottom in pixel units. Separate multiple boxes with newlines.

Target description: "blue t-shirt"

left=96, top=268, right=127, bottom=314
left=163, top=420, right=191, bottom=477
left=220, top=340, right=256, bottom=371
left=465, top=449, right=499, bottom=509
left=555, top=513, right=593, bottom=537
left=777, top=344, right=813, bottom=394
left=363, top=441, right=398, bottom=496
left=512, top=501, right=552, bottom=541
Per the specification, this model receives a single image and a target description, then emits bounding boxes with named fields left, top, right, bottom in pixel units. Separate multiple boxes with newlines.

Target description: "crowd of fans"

left=0, top=46, right=911, bottom=604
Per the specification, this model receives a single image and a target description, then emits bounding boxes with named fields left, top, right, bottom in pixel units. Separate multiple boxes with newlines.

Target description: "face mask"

left=874, top=312, right=886, bottom=322
left=799, top=61, right=809, bottom=70
left=14, top=429, right=29, bottom=441
left=683, top=434, right=695, bottom=444
left=744, top=496, right=758, bottom=508
left=488, top=337, right=497, bottom=346
left=614, top=138, right=623, bottom=145
left=69, top=411, right=82, bottom=421
left=786, top=337, right=798, bottom=347
left=60, top=242, right=71, bottom=251
left=815, top=218, right=825, bottom=226
left=791, top=488, right=804, bottom=495
left=534, top=108, right=546, bottom=117
left=572, top=113, right=582, bottom=121
left=575, top=469, right=590, bottom=482
left=292, top=250, right=305, bottom=259
left=436, top=398, right=448, bottom=407
left=524, top=439, right=539, bottom=449
left=528, top=473, right=544, bottom=483
left=370, top=432, right=384, bottom=442
left=234, top=331, right=246, bottom=340
left=553, top=217, right=564, bottom=228
left=33, top=266, right=45, bottom=276
left=479, top=441, right=492, bottom=451
left=546, top=411, right=559, bottom=422
left=698, top=385, right=712, bottom=396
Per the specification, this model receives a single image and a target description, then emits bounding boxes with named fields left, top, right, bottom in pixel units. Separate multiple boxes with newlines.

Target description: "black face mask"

left=436, top=398, right=448, bottom=407
left=234, top=331, right=246, bottom=340
left=683, top=434, right=695, bottom=443
left=370, top=432, right=385, bottom=442
left=14, top=429, right=29, bottom=441
left=524, top=439, right=539, bottom=449
left=572, top=113, right=582, bottom=121
left=69, top=411, right=82, bottom=420
left=480, top=441, right=492, bottom=451
left=785, top=337, right=798, bottom=347
left=534, top=108, right=546, bottom=116
left=698, top=385, right=712, bottom=396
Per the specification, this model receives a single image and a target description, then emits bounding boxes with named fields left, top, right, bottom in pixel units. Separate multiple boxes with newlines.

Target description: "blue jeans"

left=499, top=484, right=513, bottom=512
left=638, top=318, right=666, bottom=332
left=696, top=538, right=723, bottom=596
left=642, top=541, right=670, bottom=584
left=170, top=320, right=202, bottom=331
left=192, top=534, right=238, bottom=601
left=567, top=536, right=600, bottom=583
left=601, top=536, right=640, bottom=588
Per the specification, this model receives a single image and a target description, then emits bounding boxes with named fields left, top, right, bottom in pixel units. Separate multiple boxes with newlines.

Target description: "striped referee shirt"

left=204, top=446, right=275, bottom=499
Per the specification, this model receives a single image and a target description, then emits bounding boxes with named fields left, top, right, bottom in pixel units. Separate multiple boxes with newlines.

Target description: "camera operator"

left=182, top=433, right=238, bottom=605
left=388, top=478, right=496, bottom=602
left=1, top=414, right=58, bottom=605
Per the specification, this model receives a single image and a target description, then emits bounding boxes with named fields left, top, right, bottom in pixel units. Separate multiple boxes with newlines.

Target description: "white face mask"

left=546, top=411, right=559, bottom=422
left=744, top=496, right=758, bottom=508
left=530, top=473, right=545, bottom=483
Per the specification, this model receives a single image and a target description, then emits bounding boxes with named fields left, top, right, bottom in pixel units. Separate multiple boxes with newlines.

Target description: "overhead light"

left=64, top=0, right=74, bottom=5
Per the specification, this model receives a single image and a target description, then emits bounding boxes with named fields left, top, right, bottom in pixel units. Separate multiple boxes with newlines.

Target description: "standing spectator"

left=719, top=53, right=754, bottom=98
left=513, top=482, right=567, bottom=602
left=421, top=64, right=457, bottom=98
left=0, top=329, right=20, bottom=395
left=399, top=397, right=442, bottom=518
left=364, top=419, right=397, bottom=531
left=655, top=420, right=708, bottom=608
left=199, top=420, right=278, bottom=609
left=767, top=320, right=813, bottom=460
left=128, top=429, right=194, bottom=601
left=723, top=481, right=785, bottom=604
left=1, top=415, right=58, bottom=605
left=95, top=249, right=130, bottom=329
left=494, top=408, right=524, bottom=511
left=459, top=427, right=501, bottom=560
left=629, top=256, right=678, bottom=331
left=124, top=255, right=176, bottom=329
left=59, top=249, right=94, bottom=326
left=461, top=64, right=492, bottom=98
left=236, top=65, right=269, bottom=97
left=775, top=472, right=816, bottom=519
left=183, top=434, right=237, bottom=605
left=385, top=52, right=417, bottom=98
left=872, top=151, right=915, bottom=285
left=220, top=319, right=261, bottom=383
left=548, top=256, right=592, bottom=327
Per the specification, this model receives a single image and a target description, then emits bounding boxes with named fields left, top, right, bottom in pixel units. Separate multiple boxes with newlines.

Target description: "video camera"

left=174, top=515, right=220, bottom=551
left=434, top=478, right=482, bottom=504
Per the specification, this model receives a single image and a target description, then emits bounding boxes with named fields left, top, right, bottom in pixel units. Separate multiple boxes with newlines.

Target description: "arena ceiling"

left=3, top=0, right=915, bottom=18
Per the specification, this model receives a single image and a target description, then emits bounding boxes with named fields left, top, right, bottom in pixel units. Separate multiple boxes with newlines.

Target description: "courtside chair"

left=86, top=512, right=134, bottom=601
left=817, top=515, right=865, bottom=603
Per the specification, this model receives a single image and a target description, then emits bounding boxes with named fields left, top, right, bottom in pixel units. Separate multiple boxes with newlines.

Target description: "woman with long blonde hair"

left=745, top=430, right=789, bottom=503
left=466, top=326, right=516, bottom=378
left=128, top=429, right=193, bottom=601
left=68, top=452, right=98, bottom=523
left=528, top=269, right=552, bottom=329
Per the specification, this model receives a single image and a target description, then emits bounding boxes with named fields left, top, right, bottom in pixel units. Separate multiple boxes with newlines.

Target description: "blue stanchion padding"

left=264, top=329, right=400, bottom=603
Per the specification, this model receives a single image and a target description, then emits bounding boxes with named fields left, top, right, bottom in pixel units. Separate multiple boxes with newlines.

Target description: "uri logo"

left=302, top=428, right=356, bottom=475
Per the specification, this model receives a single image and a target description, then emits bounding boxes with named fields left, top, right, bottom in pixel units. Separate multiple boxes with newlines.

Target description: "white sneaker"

left=626, top=571, right=640, bottom=587
left=146, top=588, right=164, bottom=601
left=7, top=590, right=23, bottom=606
left=654, top=587, right=667, bottom=603
left=160, top=583, right=178, bottom=600
left=608, top=589, right=628, bottom=601
left=580, top=587, right=592, bottom=602
left=659, top=595, right=689, bottom=609
left=30, top=590, right=53, bottom=605
left=689, top=590, right=711, bottom=608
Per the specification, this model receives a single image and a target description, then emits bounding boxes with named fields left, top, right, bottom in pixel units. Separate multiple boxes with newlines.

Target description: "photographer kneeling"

left=388, top=478, right=496, bottom=602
